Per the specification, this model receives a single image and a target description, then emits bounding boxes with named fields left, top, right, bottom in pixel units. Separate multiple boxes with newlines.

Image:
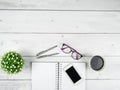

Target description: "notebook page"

left=60, top=63, right=86, bottom=90
left=32, top=63, right=57, bottom=90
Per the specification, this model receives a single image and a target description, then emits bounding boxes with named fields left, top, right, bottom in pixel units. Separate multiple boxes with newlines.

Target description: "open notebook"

left=32, top=62, right=86, bottom=90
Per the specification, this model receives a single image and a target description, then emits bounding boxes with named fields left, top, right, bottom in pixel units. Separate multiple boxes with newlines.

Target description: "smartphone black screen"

left=66, top=66, right=81, bottom=83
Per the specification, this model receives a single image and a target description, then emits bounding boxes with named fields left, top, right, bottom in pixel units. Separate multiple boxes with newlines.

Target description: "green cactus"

left=1, top=51, right=24, bottom=74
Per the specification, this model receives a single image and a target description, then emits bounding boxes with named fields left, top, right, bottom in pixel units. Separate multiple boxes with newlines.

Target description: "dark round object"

left=90, top=56, right=104, bottom=71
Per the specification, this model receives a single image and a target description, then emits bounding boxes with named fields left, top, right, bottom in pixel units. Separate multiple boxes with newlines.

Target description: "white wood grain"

left=0, top=11, right=120, bottom=33
left=0, top=80, right=119, bottom=90
left=0, top=9, right=119, bottom=90
left=87, top=80, right=120, bottom=90
left=0, top=0, right=120, bottom=10
left=0, top=34, right=120, bottom=56
left=0, top=81, right=31, bottom=90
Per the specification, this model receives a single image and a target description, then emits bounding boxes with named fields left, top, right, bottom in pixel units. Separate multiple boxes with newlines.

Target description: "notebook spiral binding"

left=55, top=63, right=59, bottom=90
left=55, top=63, right=62, bottom=90
left=59, top=63, right=62, bottom=90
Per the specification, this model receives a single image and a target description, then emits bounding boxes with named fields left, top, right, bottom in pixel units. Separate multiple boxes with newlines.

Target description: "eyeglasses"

left=61, top=43, right=83, bottom=60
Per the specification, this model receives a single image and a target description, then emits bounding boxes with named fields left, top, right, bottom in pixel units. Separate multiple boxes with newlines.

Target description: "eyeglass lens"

left=61, top=45, right=71, bottom=53
left=71, top=52, right=82, bottom=60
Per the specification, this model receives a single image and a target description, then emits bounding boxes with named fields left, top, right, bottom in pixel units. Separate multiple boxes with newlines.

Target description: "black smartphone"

left=65, top=65, right=81, bottom=84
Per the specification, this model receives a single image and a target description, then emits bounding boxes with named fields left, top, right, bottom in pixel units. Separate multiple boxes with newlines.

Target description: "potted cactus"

left=1, top=51, right=24, bottom=74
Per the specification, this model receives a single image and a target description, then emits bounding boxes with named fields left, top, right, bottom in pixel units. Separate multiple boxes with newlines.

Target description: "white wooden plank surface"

left=0, top=80, right=120, bottom=90
left=0, top=11, right=120, bottom=33
left=0, top=0, right=120, bottom=10
left=87, top=80, right=120, bottom=90
left=0, top=34, right=120, bottom=56
left=0, top=2, right=119, bottom=89
left=0, top=81, right=31, bottom=90
left=0, top=80, right=119, bottom=90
